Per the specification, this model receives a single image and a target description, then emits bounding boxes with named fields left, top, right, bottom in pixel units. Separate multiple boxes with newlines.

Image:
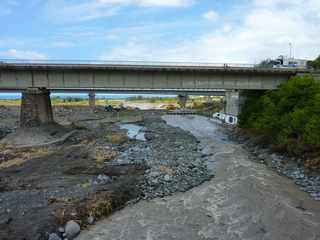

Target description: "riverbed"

left=77, top=115, right=320, bottom=240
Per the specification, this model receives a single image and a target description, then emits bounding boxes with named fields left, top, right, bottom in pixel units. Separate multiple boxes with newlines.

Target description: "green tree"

left=307, top=55, right=320, bottom=69
left=239, top=74, right=320, bottom=155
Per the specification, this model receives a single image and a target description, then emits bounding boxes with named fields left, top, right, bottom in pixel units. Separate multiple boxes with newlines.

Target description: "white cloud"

left=45, top=0, right=119, bottom=23
left=100, top=41, right=153, bottom=61
left=202, top=10, right=218, bottom=21
left=0, top=8, right=11, bottom=16
left=100, top=0, right=320, bottom=63
left=51, top=41, right=75, bottom=48
left=45, top=0, right=195, bottom=23
left=0, top=0, right=18, bottom=16
left=131, top=0, right=194, bottom=7
left=2, top=49, right=47, bottom=59
left=97, top=0, right=194, bottom=7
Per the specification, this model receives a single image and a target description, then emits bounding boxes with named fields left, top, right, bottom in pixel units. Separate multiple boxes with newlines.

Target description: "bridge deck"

left=0, top=60, right=307, bottom=74
left=0, top=60, right=314, bottom=92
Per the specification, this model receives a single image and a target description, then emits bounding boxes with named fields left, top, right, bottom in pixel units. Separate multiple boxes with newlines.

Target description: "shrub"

left=307, top=55, right=320, bottom=70
left=239, top=74, right=320, bottom=155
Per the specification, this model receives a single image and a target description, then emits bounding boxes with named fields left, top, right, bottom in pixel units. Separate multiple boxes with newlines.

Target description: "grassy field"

left=0, top=99, right=22, bottom=106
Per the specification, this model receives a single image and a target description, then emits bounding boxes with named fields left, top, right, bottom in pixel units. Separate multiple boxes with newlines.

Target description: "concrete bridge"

left=0, top=60, right=304, bottom=91
left=0, top=60, right=312, bottom=127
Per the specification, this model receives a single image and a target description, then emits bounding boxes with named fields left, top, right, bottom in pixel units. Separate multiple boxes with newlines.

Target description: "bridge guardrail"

left=0, top=59, right=308, bottom=71
left=0, top=59, right=257, bottom=68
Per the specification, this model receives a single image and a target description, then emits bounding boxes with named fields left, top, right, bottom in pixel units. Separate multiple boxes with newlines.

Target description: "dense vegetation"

left=307, top=55, right=320, bottom=70
left=239, top=75, right=320, bottom=156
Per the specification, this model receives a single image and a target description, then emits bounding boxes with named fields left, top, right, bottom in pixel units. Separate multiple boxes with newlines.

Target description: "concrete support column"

left=224, top=90, right=247, bottom=117
left=224, top=90, right=240, bottom=116
left=178, top=94, right=188, bottom=109
left=20, top=88, right=54, bottom=128
left=89, top=91, right=96, bottom=109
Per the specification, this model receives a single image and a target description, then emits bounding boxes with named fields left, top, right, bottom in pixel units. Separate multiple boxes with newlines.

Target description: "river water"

left=77, top=115, right=320, bottom=240
left=119, top=123, right=146, bottom=141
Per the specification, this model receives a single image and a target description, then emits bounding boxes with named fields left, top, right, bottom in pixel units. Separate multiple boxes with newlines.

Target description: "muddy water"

left=77, top=115, right=320, bottom=240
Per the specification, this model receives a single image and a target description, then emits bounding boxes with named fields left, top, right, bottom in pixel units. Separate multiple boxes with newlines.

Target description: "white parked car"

left=225, top=114, right=238, bottom=125
left=213, top=112, right=238, bottom=125
left=212, top=112, right=226, bottom=121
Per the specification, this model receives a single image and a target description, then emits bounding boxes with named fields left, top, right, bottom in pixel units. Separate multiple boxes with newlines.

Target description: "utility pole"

left=289, top=42, right=293, bottom=59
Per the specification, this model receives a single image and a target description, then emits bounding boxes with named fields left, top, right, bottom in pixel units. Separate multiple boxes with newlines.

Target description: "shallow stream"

left=119, top=123, right=146, bottom=141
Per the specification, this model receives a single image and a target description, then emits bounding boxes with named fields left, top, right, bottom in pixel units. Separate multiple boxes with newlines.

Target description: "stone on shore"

left=65, top=220, right=80, bottom=239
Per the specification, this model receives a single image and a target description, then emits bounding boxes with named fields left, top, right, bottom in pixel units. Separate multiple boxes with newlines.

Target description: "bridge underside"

left=0, top=88, right=226, bottom=96
left=0, top=68, right=294, bottom=91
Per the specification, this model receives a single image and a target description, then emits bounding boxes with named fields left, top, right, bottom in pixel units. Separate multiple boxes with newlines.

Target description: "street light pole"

left=289, top=42, right=293, bottom=59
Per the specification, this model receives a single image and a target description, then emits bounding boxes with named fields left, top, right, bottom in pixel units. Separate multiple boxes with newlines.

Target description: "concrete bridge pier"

left=224, top=90, right=248, bottom=117
left=89, top=91, right=96, bottom=109
left=20, top=88, right=54, bottom=128
left=178, top=94, right=188, bottom=109
left=224, top=90, right=241, bottom=116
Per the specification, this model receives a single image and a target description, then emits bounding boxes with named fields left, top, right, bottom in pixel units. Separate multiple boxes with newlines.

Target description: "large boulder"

left=64, top=220, right=80, bottom=239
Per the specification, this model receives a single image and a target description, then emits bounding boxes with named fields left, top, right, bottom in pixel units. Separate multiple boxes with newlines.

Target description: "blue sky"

left=0, top=0, right=319, bottom=63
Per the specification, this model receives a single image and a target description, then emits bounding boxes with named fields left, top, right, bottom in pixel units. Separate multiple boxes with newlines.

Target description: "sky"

left=0, top=0, right=319, bottom=64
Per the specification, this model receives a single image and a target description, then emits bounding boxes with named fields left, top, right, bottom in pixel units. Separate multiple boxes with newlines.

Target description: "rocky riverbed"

left=0, top=106, right=212, bottom=240
left=114, top=117, right=213, bottom=199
